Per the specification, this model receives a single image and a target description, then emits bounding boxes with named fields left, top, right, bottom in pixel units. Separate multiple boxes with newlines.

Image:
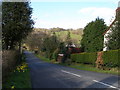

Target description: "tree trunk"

left=18, top=41, right=22, bottom=63
left=19, top=41, right=22, bottom=54
left=9, top=41, right=14, bottom=50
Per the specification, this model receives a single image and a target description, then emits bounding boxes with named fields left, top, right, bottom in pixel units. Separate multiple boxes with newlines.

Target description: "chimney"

left=116, top=1, right=120, bottom=20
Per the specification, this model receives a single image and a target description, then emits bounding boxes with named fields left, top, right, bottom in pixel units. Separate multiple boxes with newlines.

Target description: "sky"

left=31, top=0, right=119, bottom=29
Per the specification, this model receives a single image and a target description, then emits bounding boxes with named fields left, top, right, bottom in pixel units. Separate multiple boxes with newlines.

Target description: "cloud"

left=78, top=7, right=115, bottom=25
left=42, top=11, right=65, bottom=17
left=33, top=18, right=86, bottom=29
left=33, top=7, right=116, bottom=29
left=43, top=13, right=51, bottom=17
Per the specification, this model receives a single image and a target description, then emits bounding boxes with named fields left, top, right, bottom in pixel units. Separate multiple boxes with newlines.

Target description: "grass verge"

left=59, top=63, right=120, bottom=75
left=3, top=54, right=32, bottom=89
left=36, top=54, right=57, bottom=63
left=36, top=54, right=120, bottom=76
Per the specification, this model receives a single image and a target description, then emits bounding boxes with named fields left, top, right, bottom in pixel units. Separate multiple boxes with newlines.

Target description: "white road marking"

left=61, top=70, right=81, bottom=78
left=61, top=70, right=119, bottom=89
left=93, top=80, right=119, bottom=89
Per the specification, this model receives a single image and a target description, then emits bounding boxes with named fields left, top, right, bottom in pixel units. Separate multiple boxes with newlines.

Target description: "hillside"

left=33, top=28, right=83, bottom=47
left=55, top=30, right=83, bottom=47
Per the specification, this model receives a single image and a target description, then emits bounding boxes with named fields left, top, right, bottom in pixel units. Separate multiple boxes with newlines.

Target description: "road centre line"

left=61, top=70, right=119, bottom=89
left=61, top=70, right=81, bottom=78
left=93, top=80, right=119, bottom=89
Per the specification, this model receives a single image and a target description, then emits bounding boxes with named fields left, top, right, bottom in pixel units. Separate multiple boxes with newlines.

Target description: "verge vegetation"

left=35, top=51, right=120, bottom=76
left=3, top=54, right=32, bottom=89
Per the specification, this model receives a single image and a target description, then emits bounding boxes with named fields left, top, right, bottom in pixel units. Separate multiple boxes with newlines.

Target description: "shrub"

left=71, top=49, right=119, bottom=68
left=52, top=49, right=59, bottom=61
left=2, top=50, right=20, bottom=82
left=102, top=49, right=119, bottom=67
left=71, top=52, right=97, bottom=65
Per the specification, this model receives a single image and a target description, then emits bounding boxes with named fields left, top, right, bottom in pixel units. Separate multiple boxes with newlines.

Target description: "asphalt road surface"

left=24, top=51, right=120, bottom=89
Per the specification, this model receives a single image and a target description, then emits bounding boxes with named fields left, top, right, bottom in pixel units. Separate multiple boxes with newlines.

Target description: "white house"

left=103, top=1, right=120, bottom=51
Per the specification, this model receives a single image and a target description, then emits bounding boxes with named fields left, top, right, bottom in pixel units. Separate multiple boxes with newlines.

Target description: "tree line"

left=81, top=17, right=120, bottom=52
left=2, top=1, right=119, bottom=55
left=25, top=29, right=73, bottom=61
left=2, top=2, right=34, bottom=50
left=25, top=16, right=120, bottom=62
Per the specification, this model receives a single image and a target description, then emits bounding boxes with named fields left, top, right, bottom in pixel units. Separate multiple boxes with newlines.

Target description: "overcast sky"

left=31, top=0, right=119, bottom=29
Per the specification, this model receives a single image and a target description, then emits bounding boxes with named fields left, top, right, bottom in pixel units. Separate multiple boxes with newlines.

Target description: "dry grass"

left=2, top=50, right=19, bottom=82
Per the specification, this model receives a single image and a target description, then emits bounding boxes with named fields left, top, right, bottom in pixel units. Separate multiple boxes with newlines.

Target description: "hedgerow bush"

left=2, top=50, right=20, bottom=82
left=102, top=49, right=119, bottom=67
left=71, top=52, right=97, bottom=65
left=71, top=49, right=119, bottom=67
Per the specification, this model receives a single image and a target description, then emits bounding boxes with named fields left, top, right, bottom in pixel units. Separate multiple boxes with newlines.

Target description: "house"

left=57, top=43, right=82, bottom=63
left=65, top=43, right=81, bottom=53
left=103, top=1, right=120, bottom=51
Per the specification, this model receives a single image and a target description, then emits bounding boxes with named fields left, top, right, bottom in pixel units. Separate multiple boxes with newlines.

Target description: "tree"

left=2, top=2, right=34, bottom=50
left=42, top=32, right=60, bottom=59
left=25, top=31, right=46, bottom=51
left=66, top=30, right=72, bottom=47
left=106, top=13, right=120, bottom=50
left=50, top=27, right=65, bottom=32
left=106, top=22, right=120, bottom=50
left=0, top=3, right=1, bottom=51
left=81, top=18, right=107, bottom=52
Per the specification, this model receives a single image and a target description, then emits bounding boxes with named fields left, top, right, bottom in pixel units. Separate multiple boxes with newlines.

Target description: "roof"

left=66, top=44, right=76, bottom=47
left=116, top=7, right=120, bottom=12
left=103, top=6, right=120, bottom=35
left=58, top=54, right=64, bottom=56
left=102, top=19, right=116, bottom=35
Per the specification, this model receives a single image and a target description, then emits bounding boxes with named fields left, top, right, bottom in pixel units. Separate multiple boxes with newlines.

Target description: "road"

left=24, top=51, right=120, bottom=89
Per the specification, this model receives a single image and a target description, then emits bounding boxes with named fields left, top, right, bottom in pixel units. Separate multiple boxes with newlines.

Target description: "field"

left=33, top=28, right=83, bottom=47
left=55, top=30, right=83, bottom=47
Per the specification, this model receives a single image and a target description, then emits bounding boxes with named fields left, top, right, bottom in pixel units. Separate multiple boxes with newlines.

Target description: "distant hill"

left=33, top=28, right=83, bottom=47
left=55, top=30, right=83, bottom=47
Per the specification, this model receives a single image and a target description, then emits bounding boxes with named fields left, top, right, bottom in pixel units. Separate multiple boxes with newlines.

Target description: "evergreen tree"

left=42, top=32, right=60, bottom=59
left=106, top=22, right=120, bottom=50
left=2, top=2, right=34, bottom=50
left=81, top=18, right=107, bottom=52
left=106, top=12, right=120, bottom=50
left=66, top=30, right=72, bottom=47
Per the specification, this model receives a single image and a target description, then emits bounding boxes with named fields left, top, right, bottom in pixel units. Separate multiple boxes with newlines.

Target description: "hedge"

left=102, top=49, right=119, bottom=67
left=71, top=49, right=120, bottom=67
left=71, top=52, right=97, bottom=65
left=2, top=50, right=20, bottom=82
